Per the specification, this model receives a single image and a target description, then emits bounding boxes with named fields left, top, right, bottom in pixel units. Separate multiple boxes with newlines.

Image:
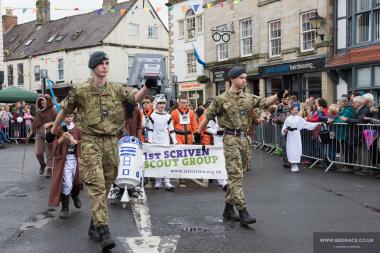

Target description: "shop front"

left=178, top=82, right=205, bottom=109
left=259, top=57, right=325, bottom=101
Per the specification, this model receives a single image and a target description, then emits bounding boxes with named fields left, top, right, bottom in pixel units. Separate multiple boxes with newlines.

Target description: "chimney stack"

left=102, top=0, right=118, bottom=10
left=2, top=9, right=18, bottom=32
left=36, top=0, right=51, bottom=25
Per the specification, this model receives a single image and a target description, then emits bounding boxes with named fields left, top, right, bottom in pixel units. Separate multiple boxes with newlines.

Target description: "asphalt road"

left=1, top=144, right=380, bottom=253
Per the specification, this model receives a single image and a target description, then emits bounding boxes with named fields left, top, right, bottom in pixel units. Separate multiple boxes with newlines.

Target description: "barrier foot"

left=191, top=179, right=208, bottom=187
left=324, top=163, right=333, bottom=173
left=309, top=160, right=320, bottom=169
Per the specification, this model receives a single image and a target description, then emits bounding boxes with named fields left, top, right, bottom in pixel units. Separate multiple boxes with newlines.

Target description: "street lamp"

left=309, top=10, right=325, bottom=41
left=172, top=75, right=178, bottom=101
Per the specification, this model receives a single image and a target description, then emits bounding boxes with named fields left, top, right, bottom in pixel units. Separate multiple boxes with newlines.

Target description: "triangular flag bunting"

left=22, top=8, right=27, bottom=13
left=234, top=0, right=240, bottom=4
left=193, top=4, right=199, bottom=11
left=120, top=8, right=127, bottom=16
left=144, top=6, right=149, bottom=13
left=155, top=7, right=162, bottom=13
left=168, top=5, right=173, bottom=11
left=220, top=1, right=224, bottom=7
left=181, top=5, right=188, bottom=14
left=206, top=3, right=212, bottom=8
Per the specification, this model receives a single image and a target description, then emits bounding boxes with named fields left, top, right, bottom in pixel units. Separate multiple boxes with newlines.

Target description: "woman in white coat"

left=282, top=106, right=321, bottom=172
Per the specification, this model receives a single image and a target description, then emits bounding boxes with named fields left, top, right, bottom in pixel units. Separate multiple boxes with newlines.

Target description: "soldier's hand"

left=145, top=78, right=158, bottom=89
left=45, top=131, right=56, bottom=143
left=216, top=130, right=224, bottom=136
left=276, top=90, right=289, bottom=100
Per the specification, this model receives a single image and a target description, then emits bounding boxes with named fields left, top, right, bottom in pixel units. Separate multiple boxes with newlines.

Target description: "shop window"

left=128, top=56, right=135, bottom=77
left=216, top=82, right=226, bottom=95
left=265, top=77, right=282, bottom=97
left=356, top=67, right=371, bottom=87
left=375, top=66, right=380, bottom=86
left=303, top=73, right=322, bottom=100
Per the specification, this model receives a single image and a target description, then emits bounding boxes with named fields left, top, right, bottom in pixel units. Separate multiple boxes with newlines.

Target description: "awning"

left=0, top=86, right=40, bottom=103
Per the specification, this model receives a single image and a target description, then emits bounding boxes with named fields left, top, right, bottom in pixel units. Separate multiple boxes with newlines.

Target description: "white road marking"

left=118, top=199, right=179, bottom=253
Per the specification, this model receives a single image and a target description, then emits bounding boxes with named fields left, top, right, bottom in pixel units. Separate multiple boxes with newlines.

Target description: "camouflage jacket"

left=205, top=90, right=267, bottom=131
left=61, top=78, right=136, bottom=136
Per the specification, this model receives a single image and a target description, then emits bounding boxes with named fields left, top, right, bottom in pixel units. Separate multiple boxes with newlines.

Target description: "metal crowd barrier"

left=252, top=120, right=278, bottom=154
left=1, top=120, right=30, bottom=144
left=253, top=122, right=380, bottom=172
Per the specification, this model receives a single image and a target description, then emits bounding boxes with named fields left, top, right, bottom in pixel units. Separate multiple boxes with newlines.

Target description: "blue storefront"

left=259, top=57, right=325, bottom=101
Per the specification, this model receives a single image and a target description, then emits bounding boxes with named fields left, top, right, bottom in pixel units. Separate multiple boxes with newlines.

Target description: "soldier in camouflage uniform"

left=50, top=51, right=155, bottom=251
left=196, top=66, right=287, bottom=227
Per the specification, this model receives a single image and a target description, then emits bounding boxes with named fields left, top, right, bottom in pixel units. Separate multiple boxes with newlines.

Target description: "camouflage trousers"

left=78, top=134, right=119, bottom=226
left=223, top=135, right=251, bottom=211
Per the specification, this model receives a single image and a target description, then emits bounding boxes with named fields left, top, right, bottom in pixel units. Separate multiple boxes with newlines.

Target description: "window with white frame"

left=240, top=19, right=253, bottom=56
left=178, top=20, right=185, bottom=38
left=128, top=23, right=140, bottom=37
left=355, top=0, right=380, bottom=43
left=34, top=65, right=41, bottom=81
left=148, top=26, right=158, bottom=39
left=186, top=9, right=196, bottom=39
left=186, top=51, right=197, bottom=74
left=17, top=63, right=24, bottom=85
left=197, top=15, right=203, bottom=33
left=128, top=56, right=135, bottom=77
left=216, top=25, right=229, bottom=61
left=300, top=11, right=316, bottom=52
left=269, top=20, right=281, bottom=57
left=58, top=59, right=64, bottom=80
left=7, top=65, right=13, bottom=86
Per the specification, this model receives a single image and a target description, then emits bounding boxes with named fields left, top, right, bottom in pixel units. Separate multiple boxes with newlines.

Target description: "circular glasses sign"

left=212, top=30, right=232, bottom=43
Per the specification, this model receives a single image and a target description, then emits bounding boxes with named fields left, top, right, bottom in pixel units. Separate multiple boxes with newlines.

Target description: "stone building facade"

left=203, top=0, right=335, bottom=103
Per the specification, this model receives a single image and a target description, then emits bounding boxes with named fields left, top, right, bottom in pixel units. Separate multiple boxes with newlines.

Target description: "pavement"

left=1, top=143, right=380, bottom=253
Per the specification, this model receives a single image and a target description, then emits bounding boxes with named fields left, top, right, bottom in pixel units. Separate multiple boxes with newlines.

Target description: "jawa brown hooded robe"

left=48, top=126, right=82, bottom=206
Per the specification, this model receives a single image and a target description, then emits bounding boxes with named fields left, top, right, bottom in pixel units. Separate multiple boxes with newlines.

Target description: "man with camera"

left=49, top=51, right=156, bottom=252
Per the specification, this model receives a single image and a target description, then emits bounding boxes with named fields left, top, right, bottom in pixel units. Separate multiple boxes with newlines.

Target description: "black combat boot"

left=238, top=208, right=256, bottom=227
left=71, top=195, right=81, bottom=208
left=222, top=204, right=240, bottom=221
left=97, top=225, right=116, bottom=252
left=88, top=218, right=101, bottom=242
left=60, top=194, right=70, bottom=219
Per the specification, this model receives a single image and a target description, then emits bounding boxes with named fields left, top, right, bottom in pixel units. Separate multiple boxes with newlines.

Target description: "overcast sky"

left=2, top=0, right=168, bottom=27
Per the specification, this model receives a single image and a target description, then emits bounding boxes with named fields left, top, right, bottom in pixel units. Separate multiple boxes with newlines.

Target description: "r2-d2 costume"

left=206, top=118, right=228, bottom=189
left=148, top=95, right=177, bottom=190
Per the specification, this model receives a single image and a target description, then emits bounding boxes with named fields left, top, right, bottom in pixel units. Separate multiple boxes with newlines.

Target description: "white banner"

left=142, top=144, right=227, bottom=179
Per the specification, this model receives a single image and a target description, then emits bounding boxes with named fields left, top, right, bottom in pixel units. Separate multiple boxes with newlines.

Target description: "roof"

left=4, top=0, right=138, bottom=61
left=326, top=44, right=380, bottom=69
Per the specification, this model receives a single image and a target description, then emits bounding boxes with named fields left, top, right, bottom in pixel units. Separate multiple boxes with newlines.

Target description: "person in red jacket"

left=307, top=98, right=328, bottom=122
left=140, top=96, right=154, bottom=143
left=171, top=94, right=199, bottom=145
